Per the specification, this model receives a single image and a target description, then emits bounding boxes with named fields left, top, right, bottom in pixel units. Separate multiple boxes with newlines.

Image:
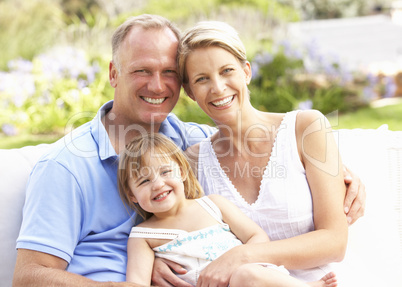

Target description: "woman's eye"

left=195, top=76, right=207, bottom=83
left=223, top=68, right=234, bottom=74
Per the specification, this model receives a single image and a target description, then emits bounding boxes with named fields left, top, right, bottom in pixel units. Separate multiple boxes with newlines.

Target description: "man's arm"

left=13, top=249, right=143, bottom=287
left=343, top=165, right=366, bottom=225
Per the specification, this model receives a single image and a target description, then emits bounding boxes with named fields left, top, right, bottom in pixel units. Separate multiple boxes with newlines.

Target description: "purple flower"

left=2, top=124, right=17, bottom=136
left=383, top=76, right=396, bottom=98
left=297, top=100, right=313, bottom=110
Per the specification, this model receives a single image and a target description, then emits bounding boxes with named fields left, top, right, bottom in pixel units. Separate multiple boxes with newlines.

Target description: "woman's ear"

left=183, top=83, right=196, bottom=101
left=244, top=61, right=252, bottom=85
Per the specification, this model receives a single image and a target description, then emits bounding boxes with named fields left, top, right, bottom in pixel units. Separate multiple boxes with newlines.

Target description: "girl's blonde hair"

left=178, top=21, right=247, bottom=84
left=118, top=133, right=204, bottom=220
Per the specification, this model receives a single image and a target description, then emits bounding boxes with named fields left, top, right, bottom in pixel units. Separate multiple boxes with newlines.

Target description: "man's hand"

left=151, top=258, right=192, bottom=287
left=343, top=166, right=366, bottom=225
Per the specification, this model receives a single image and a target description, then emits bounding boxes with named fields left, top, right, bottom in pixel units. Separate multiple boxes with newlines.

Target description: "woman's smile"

left=210, top=95, right=235, bottom=108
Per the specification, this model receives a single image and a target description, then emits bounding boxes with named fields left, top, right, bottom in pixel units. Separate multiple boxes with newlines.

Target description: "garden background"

left=1, top=0, right=401, bottom=148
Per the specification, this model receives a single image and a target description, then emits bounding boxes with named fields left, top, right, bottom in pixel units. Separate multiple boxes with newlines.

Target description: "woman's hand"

left=196, top=245, right=249, bottom=287
left=151, top=258, right=192, bottom=287
left=343, top=165, right=366, bottom=225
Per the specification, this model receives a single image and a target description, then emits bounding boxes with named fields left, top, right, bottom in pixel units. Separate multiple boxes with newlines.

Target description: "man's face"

left=109, top=27, right=181, bottom=129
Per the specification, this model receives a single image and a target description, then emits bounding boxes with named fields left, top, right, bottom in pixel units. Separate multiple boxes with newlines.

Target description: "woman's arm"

left=207, top=194, right=269, bottom=244
left=196, top=111, right=348, bottom=286
left=126, top=237, right=155, bottom=285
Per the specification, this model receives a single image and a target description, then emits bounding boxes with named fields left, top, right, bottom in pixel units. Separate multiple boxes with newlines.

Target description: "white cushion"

left=0, top=144, right=53, bottom=286
left=334, top=127, right=402, bottom=286
left=0, top=127, right=401, bottom=286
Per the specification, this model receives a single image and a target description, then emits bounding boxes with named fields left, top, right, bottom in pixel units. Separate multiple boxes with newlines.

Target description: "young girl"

left=118, top=133, right=337, bottom=287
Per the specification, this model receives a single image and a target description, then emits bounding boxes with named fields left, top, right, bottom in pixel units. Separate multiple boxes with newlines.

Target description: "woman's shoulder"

left=295, top=109, right=329, bottom=132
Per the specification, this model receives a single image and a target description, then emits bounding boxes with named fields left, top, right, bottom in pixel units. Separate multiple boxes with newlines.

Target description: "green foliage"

left=0, top=0, right=64, bottom=70
left=172, top=93, right=215, bottom=126
left=0, top=49, right=113, bottom=135
left=248, top=42, right=371, bottom=115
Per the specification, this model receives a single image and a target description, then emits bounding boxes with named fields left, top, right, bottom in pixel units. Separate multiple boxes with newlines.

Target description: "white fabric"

left=0, top=144, right=53, bottom=287
left=197, top=111, right=331, bottom=282
left=130, top=197, right=243, bottom=285
left=331, top=126, right=402, bottom=286
left=1, top=127, right=402, bottom=286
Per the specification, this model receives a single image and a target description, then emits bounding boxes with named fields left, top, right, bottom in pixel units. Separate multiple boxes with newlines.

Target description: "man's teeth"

left=212, top=96, right=233, bottom=107
left=154, top=191, right=170, bottom=200
left=143, top=97, right=166, bottom=104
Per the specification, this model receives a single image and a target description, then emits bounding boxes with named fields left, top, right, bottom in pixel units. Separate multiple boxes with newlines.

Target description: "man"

left=13, top=14, right=365, bottom=287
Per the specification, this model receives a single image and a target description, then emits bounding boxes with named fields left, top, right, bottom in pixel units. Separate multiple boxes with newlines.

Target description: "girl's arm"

left=126, top=237, right=155, bottom=285
left=207, top=194, right=269, bottom=244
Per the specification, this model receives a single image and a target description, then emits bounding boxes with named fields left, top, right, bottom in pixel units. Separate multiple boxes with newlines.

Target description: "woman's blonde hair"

left=178, top=21, right=247, bottom=84
left=118, top=133, right=204, bottom=220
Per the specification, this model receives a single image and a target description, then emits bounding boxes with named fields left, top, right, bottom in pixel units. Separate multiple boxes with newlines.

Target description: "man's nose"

left=148, top=73, right=165, bottom=94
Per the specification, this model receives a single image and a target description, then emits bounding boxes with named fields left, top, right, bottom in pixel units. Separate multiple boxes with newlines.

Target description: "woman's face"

left=184, top=46, right=251, bottom=125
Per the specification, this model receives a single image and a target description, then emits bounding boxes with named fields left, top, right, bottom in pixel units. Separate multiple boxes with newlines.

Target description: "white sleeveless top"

left=130, top=197, right=243, bottom=285
left=197, top=111, right=332, bottom=281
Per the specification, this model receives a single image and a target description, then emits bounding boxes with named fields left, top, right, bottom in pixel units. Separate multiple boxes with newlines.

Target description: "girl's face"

left=184, top=46, right=251, bottom=125
left=127, top=153, right=186, bottom=216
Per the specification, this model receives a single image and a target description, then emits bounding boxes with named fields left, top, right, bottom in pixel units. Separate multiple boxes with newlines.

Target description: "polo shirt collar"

left=90, top=101, right=180, bottom=160
left=91, top=100, right=117, bottom=160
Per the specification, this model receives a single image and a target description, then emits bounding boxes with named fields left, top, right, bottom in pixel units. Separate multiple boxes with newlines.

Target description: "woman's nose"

left=210, top=77, right=226, bottom=95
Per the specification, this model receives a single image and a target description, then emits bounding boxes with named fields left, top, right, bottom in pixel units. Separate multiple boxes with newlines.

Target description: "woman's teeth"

left=212, top=96, right=233, bottom=107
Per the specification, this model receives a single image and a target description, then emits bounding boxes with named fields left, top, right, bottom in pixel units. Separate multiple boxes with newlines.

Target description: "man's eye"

left=223, top=68, right=234, bottom=74
left=134, top=69, right=148, bottom=74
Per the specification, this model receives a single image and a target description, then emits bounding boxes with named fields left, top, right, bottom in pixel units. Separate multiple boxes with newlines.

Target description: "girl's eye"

left=138, top=179, right=150, bottom=186
left=161, top=169, right=172, bottom=176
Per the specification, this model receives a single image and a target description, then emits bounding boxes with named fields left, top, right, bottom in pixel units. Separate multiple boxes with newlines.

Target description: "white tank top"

left=130, top=197, right=242, bottom=285
left=197, top=110, right=332, bottom=281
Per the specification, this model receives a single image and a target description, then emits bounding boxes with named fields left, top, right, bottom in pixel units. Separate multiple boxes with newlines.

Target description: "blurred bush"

left=0, top=0, right=64, bottom=70
left=0, top=47, right=113, bottom=135
left=248, top=40, right=376, bottom=115
left=0, top=0, right=395, bottom=136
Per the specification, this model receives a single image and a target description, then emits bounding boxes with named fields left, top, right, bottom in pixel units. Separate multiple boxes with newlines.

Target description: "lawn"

left=1, top=101, right=401, bottom=150
left=329, top=100, right=402, bottom=131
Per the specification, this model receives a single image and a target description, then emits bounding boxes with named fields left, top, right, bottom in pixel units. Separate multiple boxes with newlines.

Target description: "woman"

left=174, top=21, right=348, bottom=287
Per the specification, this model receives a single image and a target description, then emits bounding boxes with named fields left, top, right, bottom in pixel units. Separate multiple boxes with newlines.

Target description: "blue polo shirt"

left=16, top=100, right=215, bottom=282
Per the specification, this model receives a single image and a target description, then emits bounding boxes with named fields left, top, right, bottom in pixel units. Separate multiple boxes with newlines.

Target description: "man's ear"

left=109, top=61, right=118, bottom=88
left=183, top=83, right=195, bottom=101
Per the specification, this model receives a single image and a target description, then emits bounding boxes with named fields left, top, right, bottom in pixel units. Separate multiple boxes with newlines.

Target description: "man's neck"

left=101, top=109, right=161, bottom=154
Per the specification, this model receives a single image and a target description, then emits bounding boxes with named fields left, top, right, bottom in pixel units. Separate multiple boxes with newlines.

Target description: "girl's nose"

left=151, top=175, right=165, bottom=190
